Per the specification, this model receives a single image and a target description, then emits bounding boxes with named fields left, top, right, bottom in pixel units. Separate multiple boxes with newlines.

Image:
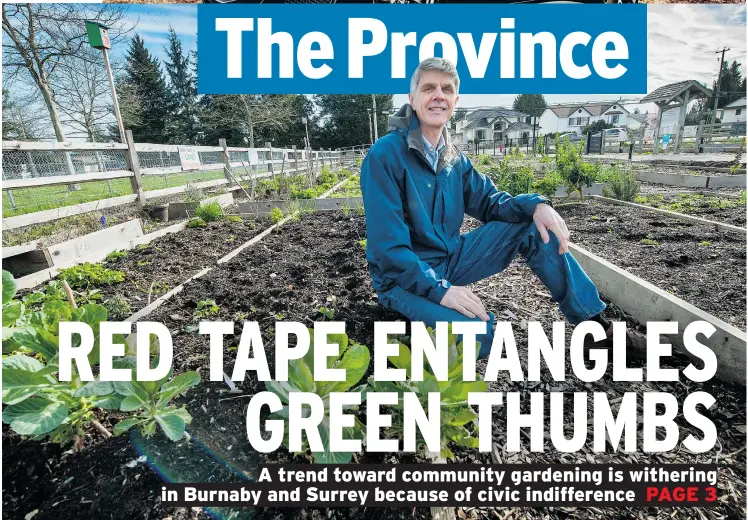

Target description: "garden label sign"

left=178, top=146, right=201, bottom=171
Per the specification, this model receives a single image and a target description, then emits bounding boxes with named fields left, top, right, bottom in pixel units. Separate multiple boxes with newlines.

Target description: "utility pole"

left=711, top=47, right=730, bottom=125
left=372, top=94, right=379, bottom=141
left=366, top=108, right=373, bottom=145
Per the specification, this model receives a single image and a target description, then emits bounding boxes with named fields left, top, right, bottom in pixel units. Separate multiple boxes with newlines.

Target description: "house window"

left=475, top=129, right=486, bottom=140
left=736, top=109, right=743, bottom=116
left=569, top=117, right=589, bottom=126
left=610, top=115, right=619, bottom=124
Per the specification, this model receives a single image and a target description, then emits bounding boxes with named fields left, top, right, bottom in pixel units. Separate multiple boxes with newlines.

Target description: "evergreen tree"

left=121, top=35, right=171, bottom=143
left=163, top=28, right=198, bottom=143
left=512, top=94, right=547, bottom=119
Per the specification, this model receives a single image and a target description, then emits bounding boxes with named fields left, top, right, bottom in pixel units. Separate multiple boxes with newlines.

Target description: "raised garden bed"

left=29, top=217, right=270, bottom=317
left=631, top=193, right=747, bottom=227
left=557, top=200, right=746, bottom=330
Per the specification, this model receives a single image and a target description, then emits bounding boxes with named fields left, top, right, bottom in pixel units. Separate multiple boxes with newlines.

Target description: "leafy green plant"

left=264, top=330, right=369, bottom=463
left=105, top=250, right=128, bottom=262
left=270, top=207, right=284, bottom=225
left=477, top=154, right=492, bottom=166
left=58, top=263, right=125, bottom=289
left=641, top=238, right=660, bottom=246
left=113, top=370, right=200, bottom=441
left=531, top=171, right=563, bottom=198
left=365, top=327, right=487, bottom=460
left=226, top=215, right=243, bottom=223
left=699, top=241, right=711, bottom=247
left=195, top=201, right=224, bottom=222
left=2, top=271, right=117, bottom=445
left=555, top=136, right=599, bottom=200
left=485, top=161, right=534, bottom=196
left=194, top=299, right=219, bottom=319
left=20, top=281, right=67, bottom=308
left=601, top=166, right=640, bottom=202
left=357, top=239, right=367, bottom=250
left=318, top=307, right=334, bottom=320
left=103, top=295, right=132, bottom=321
left=187, top=217, right=206, bottom=229
left=740, top=190, right=746, bottom=205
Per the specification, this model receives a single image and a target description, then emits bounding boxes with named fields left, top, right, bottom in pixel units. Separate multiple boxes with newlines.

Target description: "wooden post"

left=673, top=90, right=690, bottom=154
left=696, top=120, right=705, bottom=154
left=125, top=129, right=146, bottom=206
left=292, top=145, right=299, bottom=174
left=652, top=103, right=664, bottom=154
left=585, top=132, right=591, bottom=154
left=219, top=138, right=232, bottom=182
left=266, top=142, right=274, bottom=177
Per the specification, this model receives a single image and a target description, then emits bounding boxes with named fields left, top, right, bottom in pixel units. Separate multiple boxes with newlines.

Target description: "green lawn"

left=3, top=169, right=225, bottom=217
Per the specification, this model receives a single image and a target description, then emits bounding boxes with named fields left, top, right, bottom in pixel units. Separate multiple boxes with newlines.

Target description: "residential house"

left=451, top=108, right=533, bottom=146
left=538, top=102, right=634, bottom=135
left=719, top=97, right=746, bottom=123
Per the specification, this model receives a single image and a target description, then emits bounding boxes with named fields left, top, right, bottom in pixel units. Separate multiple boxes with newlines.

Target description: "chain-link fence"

left=2, top=149, right=129, bottom=180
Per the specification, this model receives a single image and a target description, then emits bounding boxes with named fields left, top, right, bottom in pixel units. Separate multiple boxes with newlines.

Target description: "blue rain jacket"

left=360, top=104, right=549, bottom=304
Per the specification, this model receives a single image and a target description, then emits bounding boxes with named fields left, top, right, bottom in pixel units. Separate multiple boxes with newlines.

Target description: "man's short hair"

left=410, top=57, right=460, bottom=95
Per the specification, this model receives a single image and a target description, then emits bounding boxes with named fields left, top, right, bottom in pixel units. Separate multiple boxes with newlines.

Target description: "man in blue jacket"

left=361, top=57, right=645, bottom=358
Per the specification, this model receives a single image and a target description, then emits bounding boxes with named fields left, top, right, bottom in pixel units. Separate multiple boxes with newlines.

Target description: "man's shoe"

left=583, top=323, right=647, bottom=360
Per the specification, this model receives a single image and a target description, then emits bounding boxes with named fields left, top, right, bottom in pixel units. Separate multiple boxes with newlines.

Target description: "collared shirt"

left=422, top=133, right=445, bottom=171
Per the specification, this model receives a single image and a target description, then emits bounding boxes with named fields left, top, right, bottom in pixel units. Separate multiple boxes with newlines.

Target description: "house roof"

left=724, top=97, right=747, bottom=109
left=547, top=103, right=618, bottom=118
left=640, top=80, right=712, bottom=104
left=462, top=117, right=491, bottom=130
left=465, top=108, right=529, bottom=122
left=505, top=122, right=537, bottom=132
left=629, top=113, right=648, bottom=123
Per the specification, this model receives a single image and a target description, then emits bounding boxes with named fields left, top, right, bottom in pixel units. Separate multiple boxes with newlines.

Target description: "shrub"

left=58, top=263, right=125, bottom=289
left=555, top=136, right=599, bottom=200
left=477, top=154, right=492, bottom=166
left=187, top=217, right=206, bottom=228
left=103, top=295, right=132, bottom=321
left=531, top=171, right=564, bottom=198
left=601, top=166, right=640, bottom=202
left=270, top=207, right=284, bottom=225
left=486, top=161, right=534, bottom=196
left=195, top=201, right=224, bottom=222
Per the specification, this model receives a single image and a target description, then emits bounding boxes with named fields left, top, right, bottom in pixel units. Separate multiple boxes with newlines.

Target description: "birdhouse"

left=85, top=20, right=111, bottom=49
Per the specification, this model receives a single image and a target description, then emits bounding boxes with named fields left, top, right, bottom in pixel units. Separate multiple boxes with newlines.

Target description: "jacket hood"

left=387, top=104, right=457, bottom=168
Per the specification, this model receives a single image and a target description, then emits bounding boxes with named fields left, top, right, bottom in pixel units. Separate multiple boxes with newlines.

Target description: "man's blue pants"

left=376, top=220, right=607, bottom=359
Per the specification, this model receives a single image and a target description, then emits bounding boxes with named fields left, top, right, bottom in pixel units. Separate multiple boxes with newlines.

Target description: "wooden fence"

left=1, top=132, right=368, bottom=230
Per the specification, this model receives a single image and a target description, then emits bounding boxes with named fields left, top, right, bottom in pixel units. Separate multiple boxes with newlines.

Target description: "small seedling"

left=187, top=217, right=206, bottom=228
left=226, top=216, right=243, bottom=223
left=195, top=201, right=224, bottom=222
left=357, top=238, right=367, bottom=249
left=273, top=312, right=285, bottom=320
left=234, top=311, right=249, bottom=321
left=590, top=215, right=600, bottom=221
left=194, top=299, right=219, bottom=319
left=226, top=235, right=237, bottom=243
left=641, top=238, right=660, bottom=246
left=151, top=281, right=170, bottom=296
left=104, top=295, right=132, bottom=320
left=137, top=260, right=152, bottom=267
left=105, top=250, right=128, bottom=262
left=319, top=307, right=334, bottom=320
left=699, top=241, right=711, bottom=247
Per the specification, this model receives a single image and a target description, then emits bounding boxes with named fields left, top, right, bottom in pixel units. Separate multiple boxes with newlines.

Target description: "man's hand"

left=440, top=286, right=490, bottom=321
left=533, top=203, right=571, bottom=254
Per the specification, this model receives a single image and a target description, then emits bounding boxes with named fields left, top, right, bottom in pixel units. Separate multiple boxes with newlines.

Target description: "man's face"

left=409, top=69, right=459, bottom=132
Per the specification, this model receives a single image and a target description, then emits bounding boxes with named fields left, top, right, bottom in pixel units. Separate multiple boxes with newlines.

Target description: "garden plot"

left=3, top=210, right=746, bottom=520
left=23, top=215, right=269, bottom=317
left=630, top=192, right=747, bottom=227
left=557, top=200, right=746, bottom=330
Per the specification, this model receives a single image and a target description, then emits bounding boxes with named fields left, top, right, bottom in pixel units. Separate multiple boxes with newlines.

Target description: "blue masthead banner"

left=197, top=5, right=647, bottom=95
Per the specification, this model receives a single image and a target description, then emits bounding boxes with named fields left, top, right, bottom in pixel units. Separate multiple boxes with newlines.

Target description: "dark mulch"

left=96, top=217, right=270, bottom=314
left=557, top=200, right=746, bottom=330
